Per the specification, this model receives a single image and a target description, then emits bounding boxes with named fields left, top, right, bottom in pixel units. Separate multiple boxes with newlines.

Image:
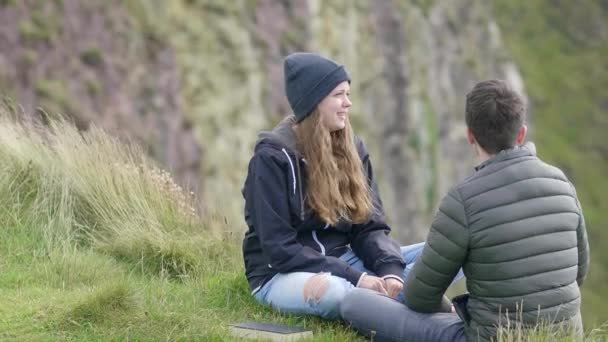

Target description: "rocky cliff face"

left=0, top=0, right=526, bottom=242
left=0, top=0, right=203, bottom=194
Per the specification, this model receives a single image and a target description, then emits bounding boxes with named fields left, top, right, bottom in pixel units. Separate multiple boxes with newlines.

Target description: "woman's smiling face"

left=317, top=81, right=352, bottom=132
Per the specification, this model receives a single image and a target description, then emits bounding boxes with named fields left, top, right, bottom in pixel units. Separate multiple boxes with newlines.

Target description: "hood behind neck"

left=257, top=115, right=306, bottom=221
left=256, top=115, right=299, bottom=153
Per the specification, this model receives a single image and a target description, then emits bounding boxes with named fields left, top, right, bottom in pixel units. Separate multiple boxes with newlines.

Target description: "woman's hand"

left=357, top=274, right=388, bottom=295
left=384, top=278, right=404, bottom=299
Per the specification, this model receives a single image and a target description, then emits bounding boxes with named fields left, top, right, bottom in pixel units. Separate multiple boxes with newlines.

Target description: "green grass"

left=0, top=109, right=363, bottom=341
left=0, top=108, right=605, bottom=341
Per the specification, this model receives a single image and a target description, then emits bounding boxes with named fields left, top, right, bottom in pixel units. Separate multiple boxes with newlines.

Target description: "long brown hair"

left=294, top=110, right=373, bottom=225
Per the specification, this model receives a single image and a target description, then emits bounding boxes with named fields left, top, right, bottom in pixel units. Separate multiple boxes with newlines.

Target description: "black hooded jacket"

left=242, top=115, right=405, bottom=292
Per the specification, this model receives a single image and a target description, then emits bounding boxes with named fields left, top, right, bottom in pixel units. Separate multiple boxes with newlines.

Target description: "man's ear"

left=516, top=125, right=527, bottom=145
left=467, top=128, right=476, bottom=145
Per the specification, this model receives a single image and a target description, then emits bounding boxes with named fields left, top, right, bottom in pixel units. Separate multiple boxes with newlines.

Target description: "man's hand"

left=384, top=278, right=404, bottom=299
left=357, top=274, right=388, bottom=295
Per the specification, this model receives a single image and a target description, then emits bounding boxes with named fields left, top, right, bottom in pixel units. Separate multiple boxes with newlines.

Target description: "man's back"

left=340, top=80, right=590, bottom=342
left=458, top=145, right=586, bottom=339
left=404, top=144, right=589, bottom=341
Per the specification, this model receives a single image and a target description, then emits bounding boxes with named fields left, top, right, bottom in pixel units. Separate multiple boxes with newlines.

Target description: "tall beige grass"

left=494, top=318, right=607, bottom=342
left=0, top=107, right=236, bottom=279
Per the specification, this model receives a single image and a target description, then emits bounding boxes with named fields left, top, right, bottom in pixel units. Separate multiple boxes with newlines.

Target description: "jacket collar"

left=255, top=115, right=299, bottom=154
left=475, top=142, right=537, bottom=171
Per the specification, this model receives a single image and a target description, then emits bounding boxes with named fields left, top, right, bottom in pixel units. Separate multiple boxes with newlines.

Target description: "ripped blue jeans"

left=253, top=243, right=427, bottom=320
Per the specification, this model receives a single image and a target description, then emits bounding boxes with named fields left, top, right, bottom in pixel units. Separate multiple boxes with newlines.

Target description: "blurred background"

left=1, top=0, right=606, bottom=325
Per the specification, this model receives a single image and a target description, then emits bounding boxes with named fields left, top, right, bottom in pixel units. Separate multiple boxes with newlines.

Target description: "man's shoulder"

left=533, top=157, right=570, bottom=180
left=472, top=154, right=567, bottom=182
left=455, top=154, right=573, bottom=204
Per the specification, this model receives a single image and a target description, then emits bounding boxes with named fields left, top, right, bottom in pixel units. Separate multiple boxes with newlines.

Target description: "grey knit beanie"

left=283, top=52, right=351, bottom=122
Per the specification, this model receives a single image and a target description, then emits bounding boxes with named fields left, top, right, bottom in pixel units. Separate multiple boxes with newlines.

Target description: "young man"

left=340, top=79, right=590, bottom=342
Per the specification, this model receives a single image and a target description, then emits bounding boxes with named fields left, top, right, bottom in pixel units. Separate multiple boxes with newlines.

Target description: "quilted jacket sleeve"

left=403, top=187, right=470, bottom=313
left=571, top=184, right=590, bottom=286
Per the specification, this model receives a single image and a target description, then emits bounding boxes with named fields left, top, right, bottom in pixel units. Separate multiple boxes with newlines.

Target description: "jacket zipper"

left=311, top=230, right=326, bottom=255
left=281, top=148, right=305, bottom=220
left=281, top=148, right=296, bottom=195
left=282, top=148, right=324, bottom=254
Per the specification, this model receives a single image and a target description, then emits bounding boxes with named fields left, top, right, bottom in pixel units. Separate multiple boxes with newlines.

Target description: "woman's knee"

left=303, top=273, right=352, bottom=319
left=400, top=242, right=425, bottom=256
left=399, top=242, right=423, bottom=266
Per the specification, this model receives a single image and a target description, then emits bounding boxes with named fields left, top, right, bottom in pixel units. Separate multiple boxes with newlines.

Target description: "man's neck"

left=475, top=144, right=494, bottom=165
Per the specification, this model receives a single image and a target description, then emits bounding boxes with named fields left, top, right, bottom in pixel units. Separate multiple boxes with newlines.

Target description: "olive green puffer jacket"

left=403, top=144, right=590, bottom=341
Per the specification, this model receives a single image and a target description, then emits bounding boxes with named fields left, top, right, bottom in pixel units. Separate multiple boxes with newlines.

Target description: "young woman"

left=241, top=52, right=424, bottom=319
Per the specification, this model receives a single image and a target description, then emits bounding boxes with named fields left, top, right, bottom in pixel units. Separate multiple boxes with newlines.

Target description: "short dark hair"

left=465, top=79, right=526, bottom=154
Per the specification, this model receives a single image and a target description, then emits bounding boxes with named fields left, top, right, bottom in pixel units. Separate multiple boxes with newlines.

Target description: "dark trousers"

left=340, top=288, right=467, bottom=342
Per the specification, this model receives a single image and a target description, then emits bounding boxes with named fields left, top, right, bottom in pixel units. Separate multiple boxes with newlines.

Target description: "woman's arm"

left=248, top=149, right=364, bottom=285
left=350, top=151, right=405, bottom=279
left=403, top=188, right=469, bottom=313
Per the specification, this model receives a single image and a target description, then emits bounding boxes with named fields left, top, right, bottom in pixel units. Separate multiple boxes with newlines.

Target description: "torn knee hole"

left=303, top=273, right=330, bottom=302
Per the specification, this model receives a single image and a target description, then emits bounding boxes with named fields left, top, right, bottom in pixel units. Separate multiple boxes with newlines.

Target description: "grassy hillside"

left=493, top=1, right=608, bottom=326
left=0, top=107, right=362, bottom=341
left=1, top=109, right=607, bottom=341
